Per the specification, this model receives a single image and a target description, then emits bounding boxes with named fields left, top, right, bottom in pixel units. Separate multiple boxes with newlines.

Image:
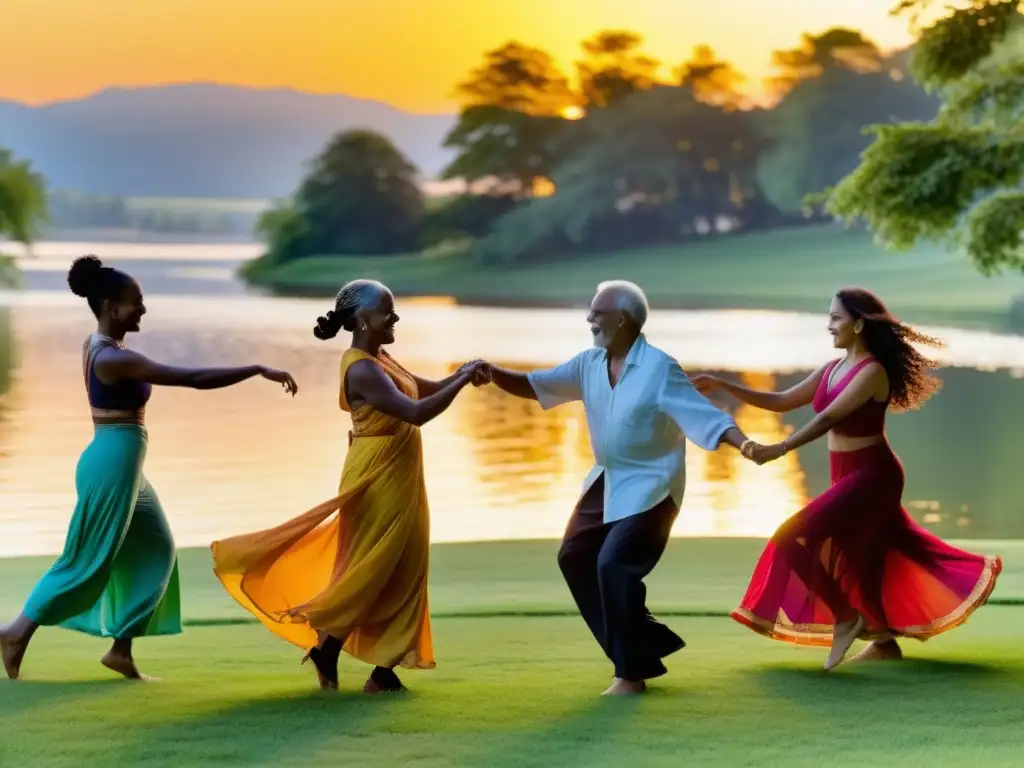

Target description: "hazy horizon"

left=1, top=82, right=458, bottom=117
left=4, top=0, right=916, bottom=110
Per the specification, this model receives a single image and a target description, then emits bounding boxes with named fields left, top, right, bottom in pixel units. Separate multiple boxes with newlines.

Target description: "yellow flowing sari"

left=211, top=348, right=434, bottom=670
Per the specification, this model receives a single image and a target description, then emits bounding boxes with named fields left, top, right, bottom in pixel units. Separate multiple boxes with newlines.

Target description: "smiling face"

left=587, top=288, right=626, bottom=349
left=357, top=289, right=400, bottom=344
left=828, top=295, right=862, bottom=349
left=105, top=277, right=147, bottom=334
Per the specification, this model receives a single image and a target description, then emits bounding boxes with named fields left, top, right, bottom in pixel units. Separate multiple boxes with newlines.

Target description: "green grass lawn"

left=5, top=539, right=1024, bottom=622
left=250, top=226, right=1024, bottom=332
left=3, top=539, right=1023, bottom=766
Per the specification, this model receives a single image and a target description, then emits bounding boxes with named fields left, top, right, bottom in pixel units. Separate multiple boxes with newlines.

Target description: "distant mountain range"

left=0, top=84, right=458, bottom=199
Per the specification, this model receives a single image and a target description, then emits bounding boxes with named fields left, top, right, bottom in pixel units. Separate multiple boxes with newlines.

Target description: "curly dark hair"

left=835, top=287, right=944, bottom=411
left=67, top=254, right=133, bottom=319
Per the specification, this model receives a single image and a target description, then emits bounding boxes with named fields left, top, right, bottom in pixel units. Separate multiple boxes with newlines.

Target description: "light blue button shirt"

left=527, top=333, right=737, bottom=524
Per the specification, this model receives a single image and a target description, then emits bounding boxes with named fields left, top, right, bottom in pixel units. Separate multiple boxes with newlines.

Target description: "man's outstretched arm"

left=660, top=362, right=750, bottom=452
left=486, top=353, right=585, bottom=409
left=486, top=365, right=538, bottom=400
left=718, top=426, right=749, bottom=452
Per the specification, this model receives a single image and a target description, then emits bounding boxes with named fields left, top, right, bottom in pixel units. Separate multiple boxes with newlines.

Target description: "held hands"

left=472, top=363, right=493, bottom=387
left=456, top=360, right=492, bottom=387
left=259, top=366, right=299, bottom=396
left=740, top=439, right=788, bottom=465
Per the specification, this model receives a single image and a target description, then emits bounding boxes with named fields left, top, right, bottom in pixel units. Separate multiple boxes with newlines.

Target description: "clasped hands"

left=456, top=362, right=791, bottom=463
left=455, top=360, right=493, bottom=387
left=692, top=373, right=789, bottom=466
left=741, top=439, right=788, bottom=466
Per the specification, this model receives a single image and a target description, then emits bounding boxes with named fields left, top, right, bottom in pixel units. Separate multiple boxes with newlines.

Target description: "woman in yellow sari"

left=211, top=279, right=486, bottom=693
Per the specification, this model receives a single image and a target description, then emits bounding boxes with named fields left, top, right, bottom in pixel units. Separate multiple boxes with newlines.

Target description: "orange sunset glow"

left=4, top=0, right=915, bottom=111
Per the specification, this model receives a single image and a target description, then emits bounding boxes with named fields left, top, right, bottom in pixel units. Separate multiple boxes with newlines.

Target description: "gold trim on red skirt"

left=730, top=554, right=1002, bottom=646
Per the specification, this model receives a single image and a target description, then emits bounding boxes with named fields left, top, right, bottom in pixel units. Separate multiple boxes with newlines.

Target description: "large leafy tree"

left=455, top=41, right=574, bottom=115
left=767, top=27, right=884, bottom=96
left=757, top=49, right=940, bottom=214
left=259, top=130, right=424, bottom=264
left=0, top=149, right=47, bottom=248
left=474, top=86, right=763, bottom=263
left=577, top=30, right=661, bottom=108
left=824, top=1, right=1024, bottom=274
left=0, top=149, right=47, bottom=286
left=420, top=193, right=521, bottom=248
left=677, top=45, right=746, bottom=109
left=442, top=42, right=574, bottom=194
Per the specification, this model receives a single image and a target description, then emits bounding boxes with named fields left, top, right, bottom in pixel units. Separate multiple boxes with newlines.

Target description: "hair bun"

left=67, top=255, right=104, bottom=298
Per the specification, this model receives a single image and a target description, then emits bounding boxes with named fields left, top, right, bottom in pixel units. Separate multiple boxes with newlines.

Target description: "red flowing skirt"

left=731, top=442, right=1002, bottom=646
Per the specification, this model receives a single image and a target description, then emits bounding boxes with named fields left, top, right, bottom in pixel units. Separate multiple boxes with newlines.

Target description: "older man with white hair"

left=483, top=280, right=752, bottom=696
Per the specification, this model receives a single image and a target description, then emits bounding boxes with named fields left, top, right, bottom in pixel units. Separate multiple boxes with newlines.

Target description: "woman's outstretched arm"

left=346, top=359, right=482, bottom=427
left=691, top=362, right=830, bottom=413
left=746, top=363, right=887, bottom=464
left=94, top=349, right=298, bottom=395
left=411, top=360, right=486, bottom=397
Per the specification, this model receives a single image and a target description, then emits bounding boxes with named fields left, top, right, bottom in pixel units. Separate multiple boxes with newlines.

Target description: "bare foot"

left=0, top=630, right=27, bottom=680
left=101, top=650, right=158, bottom=682
left=850, top=640, right=903, bottom=663
left=824, top=616, right=866, bottom=672
left=601, top=678, right=647, bottom=696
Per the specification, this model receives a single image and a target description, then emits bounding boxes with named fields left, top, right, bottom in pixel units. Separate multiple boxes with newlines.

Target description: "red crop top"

left=811, top=358, right=887, bottom=438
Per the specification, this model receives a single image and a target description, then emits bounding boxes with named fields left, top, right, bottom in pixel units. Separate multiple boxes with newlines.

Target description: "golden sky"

left=4, top=0, right=915, bottom=112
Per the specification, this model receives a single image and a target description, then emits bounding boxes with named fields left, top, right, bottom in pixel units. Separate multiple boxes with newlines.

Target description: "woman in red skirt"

left=693, top=288, right=1002, bottom=671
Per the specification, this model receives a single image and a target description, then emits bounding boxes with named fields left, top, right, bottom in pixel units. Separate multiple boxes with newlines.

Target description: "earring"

left=361, top=325, right=367, bottom=332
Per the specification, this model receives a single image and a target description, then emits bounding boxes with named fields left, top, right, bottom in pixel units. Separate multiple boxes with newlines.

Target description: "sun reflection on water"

left=3, top=293, right=1024, bottom=557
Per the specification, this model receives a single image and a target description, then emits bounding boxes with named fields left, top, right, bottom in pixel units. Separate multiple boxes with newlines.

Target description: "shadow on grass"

left=459, top=696, right=642, bottom=767
left=747, top=655, right=1018, bottom=710
left=112, top=686, right=407, bottom=763
left=892, top=658, right=1011, bottom=678
left=1, top=677, right=127, bottom=690
left=754, top=657, right=1008, bottom=682
left=106, top=680, right=642, bottom=766
left=0, top=677, right=135, bottom=733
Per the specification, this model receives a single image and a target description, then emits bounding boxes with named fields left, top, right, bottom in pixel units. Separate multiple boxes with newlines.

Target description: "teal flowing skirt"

left=22, top=424, right=182, bottom=639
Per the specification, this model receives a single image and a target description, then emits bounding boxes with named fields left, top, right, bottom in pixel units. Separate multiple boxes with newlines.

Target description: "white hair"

left=314, top=278, right=390, bottom=339
left=335, top=279, right=389, bottom=330
left=596, top=280, right=649, bottom=329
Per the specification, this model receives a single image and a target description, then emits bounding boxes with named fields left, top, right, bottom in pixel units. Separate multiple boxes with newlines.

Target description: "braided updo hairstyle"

left=313, top=279, right=390, bottom=340
left=67, top=255, right=134, bottom=318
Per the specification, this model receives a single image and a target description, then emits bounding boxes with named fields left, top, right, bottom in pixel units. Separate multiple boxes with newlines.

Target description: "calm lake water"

left=2, top=241, right=1024, bottom=557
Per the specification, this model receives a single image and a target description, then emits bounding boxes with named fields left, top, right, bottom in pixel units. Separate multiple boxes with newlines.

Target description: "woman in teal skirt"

left=0, top=255, right=299, bottom=681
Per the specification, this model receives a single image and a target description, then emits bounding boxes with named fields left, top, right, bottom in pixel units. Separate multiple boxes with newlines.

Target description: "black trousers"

left=557, top=474, right=684, bottom=681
